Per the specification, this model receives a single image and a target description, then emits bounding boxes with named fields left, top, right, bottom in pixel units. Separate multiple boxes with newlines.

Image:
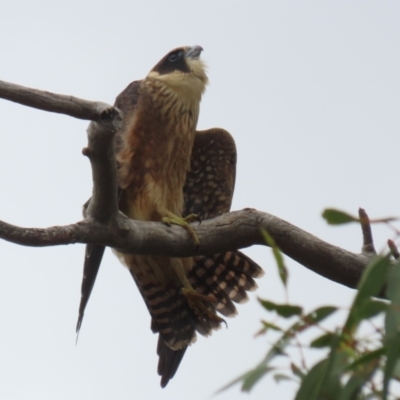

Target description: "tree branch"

left=0, top=78, right=383, bottom=294
left=0, top=208, right=374, bottom=291
left=0, top=79, right=118, bottom=121
left=359, top=208, right=376, bottom=255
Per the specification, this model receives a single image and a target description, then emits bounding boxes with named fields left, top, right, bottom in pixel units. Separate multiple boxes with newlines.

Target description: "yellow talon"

left=162, top=212, right=200, bottom=247
left=181, top=288, right=225, bottom=323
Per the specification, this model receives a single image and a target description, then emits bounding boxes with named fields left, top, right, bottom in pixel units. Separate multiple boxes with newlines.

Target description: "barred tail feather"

left=157, top=337, right=187, bottom=388
left=125, top=254, right=197, bottom=351
left=189, top=250, right=264, bottom=319
left=129, top=251, right=263, bottom=387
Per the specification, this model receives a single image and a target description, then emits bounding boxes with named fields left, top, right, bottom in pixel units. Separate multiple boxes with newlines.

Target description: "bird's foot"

left=181, top=288, right=225, bottom=324
left=162, top=212, right=200, bottom=247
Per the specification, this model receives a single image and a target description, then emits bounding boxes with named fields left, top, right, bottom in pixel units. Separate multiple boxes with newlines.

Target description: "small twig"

left=369, top=217, right=399, bottom=224
left=388, top=240, right=400, bottom=259
left=386, top=222, right=400, bottom=237
left=359, top=208, right=376, bottom=255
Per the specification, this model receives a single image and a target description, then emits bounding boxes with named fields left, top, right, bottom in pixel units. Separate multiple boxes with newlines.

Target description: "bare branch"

left=0, top=79, right=118, bottom=121
left=359, top=208, right=376, bottom=255
left=388, top=240, right=400, bottom=259
left=83, top=120, right=121, bottom=222
left=0, top=208, right=373, bottom=291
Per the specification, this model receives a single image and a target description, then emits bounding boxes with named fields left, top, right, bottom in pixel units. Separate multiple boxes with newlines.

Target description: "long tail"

left=139, top=250, right=263, bottom=387
left=76, top=244, right=105, bottom=336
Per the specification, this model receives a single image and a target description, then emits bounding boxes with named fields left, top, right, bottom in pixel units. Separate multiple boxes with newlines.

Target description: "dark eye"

left=168, top=51, right=183, bottom=62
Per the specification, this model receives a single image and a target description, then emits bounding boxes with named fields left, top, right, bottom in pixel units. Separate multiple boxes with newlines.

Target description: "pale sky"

left=0, top=1, right=399, bottom=399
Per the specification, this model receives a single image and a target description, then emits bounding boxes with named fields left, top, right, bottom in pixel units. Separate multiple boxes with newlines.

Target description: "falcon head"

left=147, top=46, right=208, bottom=101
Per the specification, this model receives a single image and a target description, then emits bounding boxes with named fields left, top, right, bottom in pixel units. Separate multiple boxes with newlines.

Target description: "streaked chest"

left=117, top=79, right=200, bottom=220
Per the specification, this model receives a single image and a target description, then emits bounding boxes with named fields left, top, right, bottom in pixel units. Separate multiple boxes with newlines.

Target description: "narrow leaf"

left=341, top=353, right=380, bottom=400
left=322, top=208, right=359, bottom=225
left=294, top=360, right=329, bottom=400
left=384, top=261, right=400, bottom=399
left=392, top=359, right=400, bottom=379
left=261, top=229, right=288, bottom=287
left=356, top=255, right=390, bottom=301
left=259, top=298, right=302, bottom=318
left=386, top=261, right=400, bottom=304
left=354, top=299, right=388, bottom=321
left=344, top=255, right=390, bottom=334
left=273, top=373, right=293, bottom=384
left=261, top=321, right=283, bottom=331
left=305, top=306, right=338, bottom=324
left=254, top=320, right=283, bottom=337
left=341, top=370, right=375, bottom=400
left=291, top=363, right=306, bottom=379
left=310, top=333, right=335, bottom=349
left=216, top=366, right=273, bottom=395
left=241, top=366, right=274, bottom=392
left=345, top=348, right=384, bottom=372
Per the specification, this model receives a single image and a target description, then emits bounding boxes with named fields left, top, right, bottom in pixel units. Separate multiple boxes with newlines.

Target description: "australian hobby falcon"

left=77, top=46, right=264, bottom=387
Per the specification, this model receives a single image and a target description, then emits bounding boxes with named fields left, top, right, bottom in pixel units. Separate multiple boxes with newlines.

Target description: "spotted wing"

left=156, top=128, right=264, bottom=387
left=184, top=128, right=236, bottom=218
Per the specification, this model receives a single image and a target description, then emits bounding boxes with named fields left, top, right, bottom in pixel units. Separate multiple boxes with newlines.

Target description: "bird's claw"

left=182, top=213, right=201, bottom=225
left=181, top=288, right=225, bottom=324
left=162, top=213, right=200, bottom=247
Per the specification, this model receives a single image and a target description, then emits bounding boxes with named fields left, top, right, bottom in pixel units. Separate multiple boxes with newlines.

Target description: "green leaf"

left=294, top=359, right=337, bottom=400
left=310, top=332, right=335, bottom=348
left=354, top=299, right=388, bottom=321
left=261, top=320, right=283, bottom=332
left=220, top=306, right=336, bottom=394
left=254, top=320, right=283, bottom=337
left=241, top=366, right=274, bottom=392
left=305, top=306, right=338, bottom=324
left=260, top=229, right=288, bottom=287
left=344, top=255, right=391, bottom=334
left=217, top=339, right=286, bottom=394
left=273, top=373, right=293, bottom=384
left=345, top=348, right=384, bottom=373
left=386, top=261, right=400, bottom=304
left=322, top=208, right=359, bottom=225
left=291, top=363, right=306, bottom=379
left=264, top=308, right=337, bottom=368
left=365, top=394, right=382, bottom=400
left=216, top=366, right=274, bottom=395
left=341, top=350, right=381, bottom=400
left=296, top=333, right=347, bottom=400
left=383, top=261, right=400, bottom=399
left=356, top=255, right=390, bottom=300
left=259, top=298, right=302, bottom=318
left=393, top=359, right=400, bottom=379
left=341, top=370, right=375, bottom=400
left=328, top=349, right=351, bottom=378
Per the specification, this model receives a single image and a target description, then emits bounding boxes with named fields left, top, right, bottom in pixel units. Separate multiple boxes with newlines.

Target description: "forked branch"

left=0, top=79, right=387, bottom=292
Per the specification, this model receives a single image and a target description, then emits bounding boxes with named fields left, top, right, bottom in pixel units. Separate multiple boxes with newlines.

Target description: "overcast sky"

left=0, top=1, right=399, bottom=399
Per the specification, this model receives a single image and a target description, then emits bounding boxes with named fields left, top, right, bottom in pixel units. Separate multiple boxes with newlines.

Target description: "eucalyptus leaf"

left=322, top=209, right=359, bottom=225
left=259, top=299, right=303, bottom=318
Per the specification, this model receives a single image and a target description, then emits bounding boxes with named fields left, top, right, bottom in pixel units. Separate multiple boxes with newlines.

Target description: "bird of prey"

left=77, top=45, right=264, bottom=387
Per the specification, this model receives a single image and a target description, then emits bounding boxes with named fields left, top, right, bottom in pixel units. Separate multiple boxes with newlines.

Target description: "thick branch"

left=0, top=79, right=118, bottom=121
left=83, top=120, right=120, bottom=222
left=0, top=208, right=372, bottom=290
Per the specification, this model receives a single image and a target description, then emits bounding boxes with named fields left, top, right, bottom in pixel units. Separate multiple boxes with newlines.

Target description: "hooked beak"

left=186, top=45, right=203, bottom=60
